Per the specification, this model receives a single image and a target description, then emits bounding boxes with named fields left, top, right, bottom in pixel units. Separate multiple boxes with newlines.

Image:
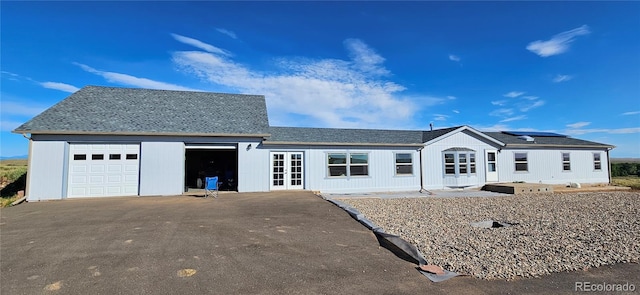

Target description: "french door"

left=270, top=152, right=304, bottom=190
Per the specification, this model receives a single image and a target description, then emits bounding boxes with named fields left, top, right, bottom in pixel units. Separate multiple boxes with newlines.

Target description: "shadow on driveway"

left=1, top=191, right=637, bottom=294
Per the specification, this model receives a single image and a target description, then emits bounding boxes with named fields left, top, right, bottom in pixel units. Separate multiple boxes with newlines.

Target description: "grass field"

left=612, top=176, right=640, bottom=190
left=1, top=159, right=27, bottom=207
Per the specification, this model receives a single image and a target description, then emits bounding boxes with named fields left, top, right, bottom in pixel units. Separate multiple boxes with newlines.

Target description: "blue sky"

left=2, top=1, right=639, bottom=158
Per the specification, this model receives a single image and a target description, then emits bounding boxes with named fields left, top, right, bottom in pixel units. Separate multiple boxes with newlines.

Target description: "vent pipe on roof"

left=429, top=123, right=433, bottom=131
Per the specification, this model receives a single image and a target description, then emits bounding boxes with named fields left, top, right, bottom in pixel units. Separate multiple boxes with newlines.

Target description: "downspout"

left=418, top=146, right=430, bottom=194
left=606, top=148, right=612, bottom=185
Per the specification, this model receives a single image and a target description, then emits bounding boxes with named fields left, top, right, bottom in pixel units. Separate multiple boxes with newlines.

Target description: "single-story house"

left=13, top=86, right=614, bottom=200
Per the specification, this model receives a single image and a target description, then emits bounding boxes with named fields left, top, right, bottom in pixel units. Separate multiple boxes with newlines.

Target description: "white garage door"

left=67, top=144, right=140, bottom=198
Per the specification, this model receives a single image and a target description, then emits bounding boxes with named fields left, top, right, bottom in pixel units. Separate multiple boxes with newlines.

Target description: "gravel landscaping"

left=340, top=191, right=640, bottom=280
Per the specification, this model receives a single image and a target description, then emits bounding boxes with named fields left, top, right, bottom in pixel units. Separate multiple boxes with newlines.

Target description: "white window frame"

left=327, top=152, right=369, bottom=177
left=443, top=151, right=476, bottom=176
left=514, top=152, right=528, bottom=172
left=470, top=153, right=476, bottom=174
left=349, top=153, right=369, bottom=177
left=394, top=153, right=413, bottom=176
left=562, top=152, right=571, bottom=171
left=444, top=153, right=456, bottom=175
left=593, top=153, right=602, bottom=171
left=327, top=153, right=348, bottom=177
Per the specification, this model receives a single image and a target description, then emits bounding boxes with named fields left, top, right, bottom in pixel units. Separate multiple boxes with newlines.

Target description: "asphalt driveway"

left=1, top=191, right=638, bottom=294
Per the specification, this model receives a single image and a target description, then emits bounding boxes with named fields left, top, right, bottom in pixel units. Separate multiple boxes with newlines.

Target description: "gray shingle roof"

left=266, top=126, right=460, bottom=146
left=422, top=126, right=461, bottom=142
left=483, top=132, right=614, bottom=148
left=13, top=86, right=270, bottom=136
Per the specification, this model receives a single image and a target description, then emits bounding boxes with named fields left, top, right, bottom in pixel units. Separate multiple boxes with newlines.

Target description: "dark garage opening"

left=185, top=148, right=238, bottom=192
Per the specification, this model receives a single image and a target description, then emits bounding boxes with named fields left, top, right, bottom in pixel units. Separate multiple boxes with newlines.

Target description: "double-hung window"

left=458, top=153, right=468, bottom=174
left=327, top=153, right=369, bottom=177
left=593, top=153, right=602, bottom=170
left=514, top=152, right=528, bottom=172
left=328, top=154, right=347, bottom=176
left=470, top=153, right=476, bottom=174
left=562, top=153, right=571, bottom=171
left=395, top=153, right=413, bottom=175
left=444, top=153, right=456, bottom=175
left=350, top=154, right=369, bottom=176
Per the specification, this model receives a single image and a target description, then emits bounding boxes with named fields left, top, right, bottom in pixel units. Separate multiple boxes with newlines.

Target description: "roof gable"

left=423, top=126, right=505, bottom=146
left=13, top=86, right=270, bottom=136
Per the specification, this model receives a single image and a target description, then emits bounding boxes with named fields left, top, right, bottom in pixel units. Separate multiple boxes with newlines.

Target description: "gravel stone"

left=340, top=192, right=640, bottom=280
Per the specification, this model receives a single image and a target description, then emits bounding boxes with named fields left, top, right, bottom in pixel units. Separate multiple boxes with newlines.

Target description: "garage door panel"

left=91, top=144, right=107, bottom=151
left=89, top=187, right=105, bottom=195
left=71, top=175, right=87, bottom=184
left=72, top=165, right=87, bottom=173
left=71, top=187, right=87, bottom=195
left=91, top=165, right=105, bottom=173
left=107, top=175, right=122, bottom=183
left=68, top=144, right=139, bottom=198
left=108, top=165, right=122, bottom=172
left=124, top=175, right=138, bottom=183
left=124, top=165, right=138, bottom=172
left=90, top=175, right=105, bottom=184
left=106, top=186, right=122, bottom=194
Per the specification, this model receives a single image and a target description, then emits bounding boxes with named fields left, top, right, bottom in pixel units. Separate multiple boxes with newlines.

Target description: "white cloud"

left=1, top=71, right=21, bottom=81
left=343, top=38, right=389, bottom=76
left=490, top=108, right=514, bottom=117
left=622, top=111, right=640, bottom=116
left=40, top=82, right=80, bottom=93
left=172, top=38, right=429, bottom=129
left=74, top=63, right=198, bottom=91
left=566, top=127, right=640, bottom=135
left=503, top=91, right=524, bottom=98
left=553, top=74, right=573, bottom=83
left=522, top=96, right=538, bottom=100
left=448, top=54, right=460, bottom=62
left=1, top=100, right=48, bottom=117
left=566, top=121, right=591, bottom=129
left=500, top=115, right=527, bottom=123
left=520, top=100, right=545, bottom=112
left=452, top=110, right=460, bottom=114
left=447, top=96, right=456, bottom=100
left=434, top=114, right=449, bottom=121
left=216, top=28, right=237, bottom=39
left=491, top=100, right=507, bottom=106
left=171, top=33, right=231, bottom=56
left=526, top=25, right=590, bottom=57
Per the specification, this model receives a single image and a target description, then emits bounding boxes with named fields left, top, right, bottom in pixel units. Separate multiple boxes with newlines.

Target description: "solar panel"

left=502, top=131, right=567, bottom=137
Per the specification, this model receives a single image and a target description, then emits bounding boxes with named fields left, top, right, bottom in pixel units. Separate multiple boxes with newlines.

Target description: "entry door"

left=485, top=150, right=498, bottom=182
left=270, top=152, right=304, bottom=190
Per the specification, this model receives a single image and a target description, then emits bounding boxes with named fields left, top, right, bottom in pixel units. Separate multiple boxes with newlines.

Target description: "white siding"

left=238, top=141, right=269, bottom=192
left=283, top=146, right=421, bottom=193
left=26, top=141, right=67, bottom=201
left=29, top=135, right=266, bottom=197
left=139, top=142, right=184, bottom=196
left=497, top=149, right=610, bottom=184
left=422, top=130, right=499, bottom=189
